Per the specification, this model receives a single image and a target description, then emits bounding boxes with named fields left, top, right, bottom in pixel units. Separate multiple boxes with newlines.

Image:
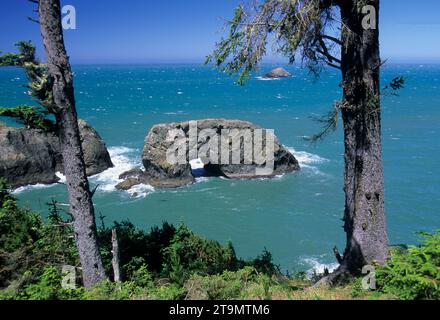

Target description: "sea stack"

left=117, top=119, right=300, bottom=190
left=264, top=67, right=292, bottom=79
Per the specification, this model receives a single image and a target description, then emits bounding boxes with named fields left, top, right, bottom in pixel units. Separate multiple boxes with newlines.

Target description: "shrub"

left=185, top=267, right=256, bottom=300
left=162, top=224, right=239, bottom=283
left=0, top=182, right=283, bottom=300
left=183, top=267, right=296, bottom=300
left=377, top=231, right=440, bottom=300
left=24, top=267, right=62, bottom=300
left=22, top=267, right=82, bottom=300
left=130, top=265, right=154, bottom=288
left=250, top=248, right=280, bottom=276
left=32, top=202, right=78, bottom=268
left=0, top=181, right=41, bottom=253
left=97, top=220, right=176, bottom=279
left=0, top=181, right=43, bottom=288
left=148, top=284, right=186, bottom=300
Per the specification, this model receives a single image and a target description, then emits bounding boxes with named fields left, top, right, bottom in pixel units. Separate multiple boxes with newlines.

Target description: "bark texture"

left=111, top=229, right=121, bottom=283
left=338, top=0, right=389, bottom=273
left=38, top=0, right=106, bottom=288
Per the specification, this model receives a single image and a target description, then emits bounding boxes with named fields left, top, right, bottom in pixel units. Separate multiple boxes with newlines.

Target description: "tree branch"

left=317, top=48, right=341, bottom=64
left=90, top=184, right=100, bottom=198
left=28, top=0, right=40, bottom=23
left=28, top=17, right=40, bottom=24
left=317, top=38, right=341, bottom=64
left=320, top=34, right=343, bottom=46
left=333, top=246, right=343, bottom=264
left=320, top=0, right=341, bottom=9
left=326, top=61, right=342, bottom=70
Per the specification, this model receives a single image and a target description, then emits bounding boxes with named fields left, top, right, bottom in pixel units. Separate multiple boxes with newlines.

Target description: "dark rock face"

left=264, top=67, right=292, bottom=79
left=78, top=120, right=113, bottom=176
left=0, top=122, right=61, bottom=188
left=0, top=120, right=113, bottom=188
left=117, top=119, right=299, bottom=190
left=141, top=122, right=195, bottom=188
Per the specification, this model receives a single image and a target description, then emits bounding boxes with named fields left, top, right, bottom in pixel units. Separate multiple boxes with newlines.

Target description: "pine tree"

left=207, top=0, right=389, bottom=279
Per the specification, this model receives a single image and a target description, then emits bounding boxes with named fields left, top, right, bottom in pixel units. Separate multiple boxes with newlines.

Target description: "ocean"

left=1, top=63, right=439, bottom=274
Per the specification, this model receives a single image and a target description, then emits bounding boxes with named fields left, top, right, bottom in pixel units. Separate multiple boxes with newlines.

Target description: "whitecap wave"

left=286, top=148, right=328, bottom=166
left=300, top=257, right=339, bottom=279
left=195, top=176, right=211, bottom=184
left=57, top=203, right=70, bottom=207
left=12, top=183, right=57, bottom=194
left=286, top=147, right=329, bottom=177
left=90, top=146, right=150, bottom=195
left=255, top=76, right=281, bottom=81
left=12, top=171, right=66, bottom=194
left=13, top=146, right=154, bottom=198
left=126, top=183, right=155, bottom=198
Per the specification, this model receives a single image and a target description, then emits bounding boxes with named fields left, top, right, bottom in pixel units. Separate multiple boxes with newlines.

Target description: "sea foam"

left=91, top=146, right=154, bottom=197
left=287, top=148, right=328, bottom=166
left=12, top=146, right=155, bottom=198
left=12, top=171, right=66, bottom=194
left=286, top=147, right=329, bottom=177
left=12, top=183, right=57, bottom=194
left=255, top=76, right=281, bottom=81
left=300, top=257, right=339, bottom=279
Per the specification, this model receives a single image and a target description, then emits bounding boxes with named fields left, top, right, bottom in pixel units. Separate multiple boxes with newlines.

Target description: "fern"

left=377, top=231, right=440, bottom=300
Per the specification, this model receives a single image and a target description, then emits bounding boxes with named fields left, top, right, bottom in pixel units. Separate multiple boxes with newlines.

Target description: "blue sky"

left=1, top=0, right=439, bottom=64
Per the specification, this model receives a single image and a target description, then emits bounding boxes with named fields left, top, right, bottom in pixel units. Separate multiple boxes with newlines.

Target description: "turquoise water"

left=1, top=64, right=439, bottom=273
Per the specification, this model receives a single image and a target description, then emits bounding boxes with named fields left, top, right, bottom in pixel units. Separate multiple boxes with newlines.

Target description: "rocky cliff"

left=0, top=120, right=113, bottom=188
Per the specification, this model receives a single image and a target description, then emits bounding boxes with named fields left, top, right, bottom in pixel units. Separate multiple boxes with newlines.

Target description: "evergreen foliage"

left=0, top=105, right=54, bottom=131
left=0, top=182, right=438, bottom=300
left=377, top=232, right=440, bottom=300
left=0, top=182, right=279, bottom=299
left=0, top=41, right=56, bottom=132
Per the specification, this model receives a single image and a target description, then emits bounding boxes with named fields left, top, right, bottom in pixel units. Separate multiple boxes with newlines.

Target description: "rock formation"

left=0, top=120, right=113, bottom=188
left=78, top=120, right=114, bottom=176
left=117, top=119, right=299, bottom=190
left=263, top=67, right=292, bottom=79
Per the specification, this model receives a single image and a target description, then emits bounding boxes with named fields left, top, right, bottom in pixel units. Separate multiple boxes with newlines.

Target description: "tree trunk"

left=38, top=0, right=107, bottom=288
left=338, top=0, right=389, bottom=273
left=111, top=229, right=121, bottom=283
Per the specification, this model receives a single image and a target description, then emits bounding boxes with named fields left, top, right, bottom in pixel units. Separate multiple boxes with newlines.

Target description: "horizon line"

left=65, top=61, right=440, bottom=66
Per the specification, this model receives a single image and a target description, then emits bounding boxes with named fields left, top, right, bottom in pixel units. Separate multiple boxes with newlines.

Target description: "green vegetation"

left=0, top=179, right=438, bottom=300
left=377, top=232, right=440, bottom=300
left=0, top=41, right=56, bottom=132
left=0, top=179, right=78, bottom=295
left=0, top=41, right=36, bottom=66
left=0, top=105, right=54, bottom=131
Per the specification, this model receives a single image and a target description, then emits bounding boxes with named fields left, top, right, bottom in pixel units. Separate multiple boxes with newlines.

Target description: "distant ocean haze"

left=1, top=63, right=439, bottom=274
